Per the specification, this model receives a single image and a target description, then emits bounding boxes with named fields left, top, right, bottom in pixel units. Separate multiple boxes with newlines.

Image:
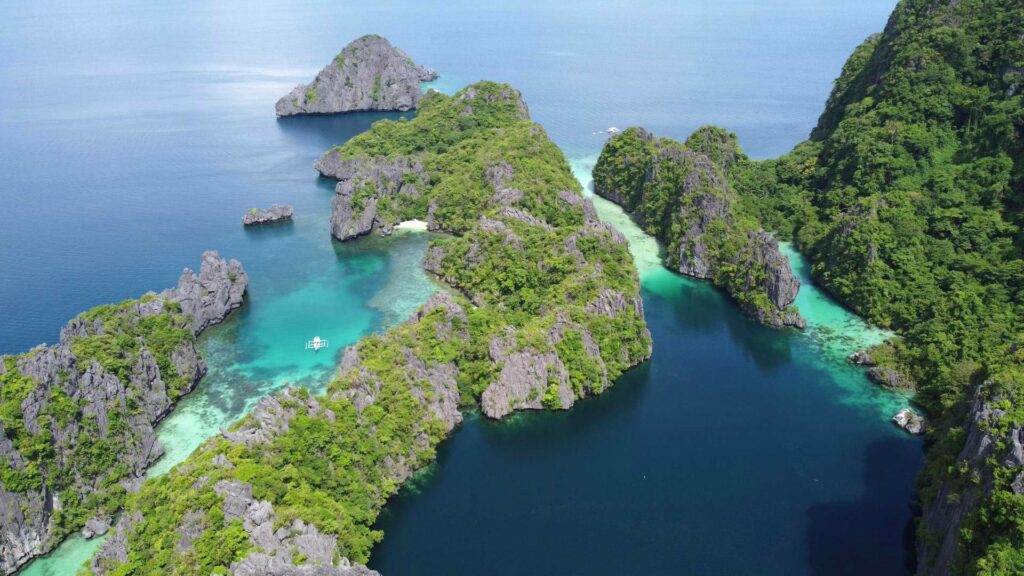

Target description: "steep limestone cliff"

left=275, top=35, right=437, bottom=117
left=88, top=82, right=651, bottom=574
left=593, top=127, right=804, bottom=328
left=0, top=251, right=247, bottom=575
left=917, top=377, right=1024, bottom=575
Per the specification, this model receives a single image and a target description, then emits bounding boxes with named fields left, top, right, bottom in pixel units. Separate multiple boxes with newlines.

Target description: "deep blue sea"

left=0, top=1, right=923, bottom=575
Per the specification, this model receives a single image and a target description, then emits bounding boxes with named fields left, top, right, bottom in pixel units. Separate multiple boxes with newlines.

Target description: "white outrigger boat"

left=305, top=336, right=329, bottom=352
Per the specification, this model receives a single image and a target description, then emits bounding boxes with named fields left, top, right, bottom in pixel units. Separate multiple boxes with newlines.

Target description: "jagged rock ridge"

left=0, top=251, right=247, bottom=575
left=275, top=35, right=437, bottom=117
left=243, top=205, right=294, bottom=226
left=593, top=127, right=805, bottom=328
left=89, top=81, right=651, bottom=575
left=917, top=382, right=1024, bottom=575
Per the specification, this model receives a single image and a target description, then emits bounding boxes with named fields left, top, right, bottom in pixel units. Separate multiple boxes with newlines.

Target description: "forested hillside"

left=87, top=82, right=651, bottom=576
left=721, top=0, right=1023, bottom=572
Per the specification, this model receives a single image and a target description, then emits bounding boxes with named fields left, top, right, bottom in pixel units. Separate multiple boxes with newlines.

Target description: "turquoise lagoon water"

left=368, top=160, right=919, bottom=576
left=1, top=1, right=922, bottom=574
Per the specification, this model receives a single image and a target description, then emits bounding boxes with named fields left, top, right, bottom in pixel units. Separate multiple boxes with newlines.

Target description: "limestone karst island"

left=1, top=2, right=1022, bottom=575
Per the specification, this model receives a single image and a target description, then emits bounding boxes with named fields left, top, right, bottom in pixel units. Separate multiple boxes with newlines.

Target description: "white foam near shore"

left=395, top=219, right=429, bottom=231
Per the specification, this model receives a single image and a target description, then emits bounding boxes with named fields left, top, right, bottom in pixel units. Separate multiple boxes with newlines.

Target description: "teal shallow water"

left=4, top=1, right=914, bottom=573
left=21, top=230, right=440, bottom=575
left=24, top=145, right=911, bottom=576
left=570, top=153, right=903, bottom=420
left=367, top=156, right=919, bottom=576
left=149, top=231, right=441, bottom=477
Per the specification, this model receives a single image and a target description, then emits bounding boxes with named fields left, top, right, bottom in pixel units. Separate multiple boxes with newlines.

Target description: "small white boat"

left=305, top=336, right=329, bottom=351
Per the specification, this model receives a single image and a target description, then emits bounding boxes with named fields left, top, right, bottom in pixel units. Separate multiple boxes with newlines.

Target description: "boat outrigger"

left=305, top=336, right=329, bottom=352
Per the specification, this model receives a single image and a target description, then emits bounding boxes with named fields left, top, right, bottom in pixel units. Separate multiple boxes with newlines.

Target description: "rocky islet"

left=275, top=35, right=437, bottom=117
left=242, top=205, right=293, bottom=226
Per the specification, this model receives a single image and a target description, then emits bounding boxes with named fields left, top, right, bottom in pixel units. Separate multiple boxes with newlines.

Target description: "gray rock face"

left=163, top=250, right=248, bottom=336
left=217, top=477, right=381, bottom=576
left=737, top=231, right=805, bottom=329
left=0, top=252, right=247, bottom=575
left=594, top=128, right=804, bottom=329
left=891, top=408, right=925, bottom=435
left=92, top=477, right=382, bottom=576
left=848, top=350, right=876, bottom=366
left=916, top=384, right=1024, bottom=575
left=867, top=366, right=909, bottom=390
left=275, top=35, right=436, bottom=117
left=480, top=288, right=648, bottom=420
left=80, top=517, right=111, bottom=540
left=318, top=84, right=532, bottom=242
left=242, top=205, right=294, bottom=225
left=315, top=154, right=427, bottom=240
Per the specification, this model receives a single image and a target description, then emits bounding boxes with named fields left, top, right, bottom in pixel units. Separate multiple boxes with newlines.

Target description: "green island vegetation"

left=593, top=125, right=803, bottom=327
left=88, top=81, right=651, bottom=574
left=0, top=294, right=196, bottom=543
left=655, top=0, right=1021, bottom=572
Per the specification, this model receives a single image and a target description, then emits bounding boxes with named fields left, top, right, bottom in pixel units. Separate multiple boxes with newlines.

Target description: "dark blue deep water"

left=1, top=1, right=923, bottom=575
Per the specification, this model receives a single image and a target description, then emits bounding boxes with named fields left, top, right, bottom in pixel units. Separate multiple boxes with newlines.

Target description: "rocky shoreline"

left=275, top=35, right=437, bottom=117
left=593, top=127, right=805, bottom=329
left=0, top=251, right=247, bottom=575
left=87, top=81, right=651, bottom=575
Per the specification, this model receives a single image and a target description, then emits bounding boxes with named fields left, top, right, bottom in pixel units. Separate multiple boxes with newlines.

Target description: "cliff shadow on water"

left=379, top=361, right=653, bottom=504
left=275, top=110, right=414, bottom=152
left=805, top=436, right=922, bottom=576
left=644, top=272, right=796, bottom=373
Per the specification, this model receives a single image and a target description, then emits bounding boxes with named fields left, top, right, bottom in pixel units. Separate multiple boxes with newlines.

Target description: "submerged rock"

left=275, top=35, right=436, bottom=117
left=891, top=408, right=925, bottom=435
left=242, top=205, right=293, bottom=226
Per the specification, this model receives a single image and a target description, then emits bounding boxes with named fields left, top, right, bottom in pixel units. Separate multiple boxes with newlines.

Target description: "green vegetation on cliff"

left=0, top=297, right=195, bottom=540
left=701, top=0, right=1023, bottom=572
left=89, top=82, right=650, bottom=575
left=593, top=126, right=805, bottom=328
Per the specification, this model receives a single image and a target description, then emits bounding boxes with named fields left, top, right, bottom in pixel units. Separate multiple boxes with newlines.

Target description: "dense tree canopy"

left=725, top=0, right=1023, bottom=571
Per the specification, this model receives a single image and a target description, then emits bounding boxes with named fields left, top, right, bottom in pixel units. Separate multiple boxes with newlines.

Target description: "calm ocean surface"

left=0, top=1, right=921, bottom=574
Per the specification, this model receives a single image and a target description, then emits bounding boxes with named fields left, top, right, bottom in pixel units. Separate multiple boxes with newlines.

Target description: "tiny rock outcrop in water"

left=275, top=35, right=437, bottom=117
left=0, top=251, right=246, bottom=575
left=848, top=350, right=876, bottom=366
left=242, top=205, right=294, bottom=226
left=891, top=408, right=925, bottom=435
left=593, top=126, right=805, bottom=329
